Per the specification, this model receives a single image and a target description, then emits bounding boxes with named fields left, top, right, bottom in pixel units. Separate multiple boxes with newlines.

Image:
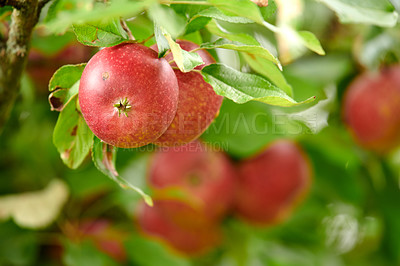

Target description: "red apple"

left=79, top=42, right=179, bottom=148
left=148, top=140, right=236, bottom=226
left=137, top=200, right=221, bottom=256
left=235, top=140, right=312, bottom=226
left=343, top=66, right=400, bottom=153
left=152, top=40, right=223, bottom=146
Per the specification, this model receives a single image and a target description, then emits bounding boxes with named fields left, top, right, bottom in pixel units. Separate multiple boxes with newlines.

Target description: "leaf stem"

left=141, top=33, right=154, bottom=44
left=189, top=47, right=202, bottom=53
left=120, top=18, right=135, bottom=41
left=262, top=21, right=279, bottom=33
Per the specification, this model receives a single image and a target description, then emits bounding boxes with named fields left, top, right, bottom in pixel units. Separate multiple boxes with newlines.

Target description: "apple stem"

left=113, top=97, right=132, bottom=117
left=120, top=18, right=135, bottom=41
left=141, top=34, right=154, bottom=44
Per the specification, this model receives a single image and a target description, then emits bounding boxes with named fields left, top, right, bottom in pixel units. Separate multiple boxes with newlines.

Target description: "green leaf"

left=91, top=137, right=153, bottom=206
left=202, top=100, right=307, bottom=158
left=318, top=0, right=398, bottom=27
left=148, top=4, right=187, bottom=38
left=242, top=53, right=293, bottom=97
left=53, top=93, right=94, bottom=169
left=201, top=38, right=281, bottom=69
left=43, top=0, right=155, bottom=34
left=298, top=31, right=325, bottom=55
left=126, top=236, right=190, bottom=266
left=191, top=7, right=253, bottom=23
left=63, top=240, right=119, bottom=266
left=206, top=20, right=260, bottom=45
left=208, top=0, right=264, bottom=24
left=162, top=30, right=204, bottom=72
left=201, top=64, right=315, bottom=107
left=73, top=19, right=128, bottom=47
left=48, top=64, right=86, bottom=111
left=185, top=16, right=212, bottom=34
left=49, top=64, right=86, bottom=92
left=259, top=0, right=277, bottom=20
left=0, top=221, right=38, bottom=266
left=0, top=179, right=69, bottom=229
left=154, top=23, right=170, bottom=58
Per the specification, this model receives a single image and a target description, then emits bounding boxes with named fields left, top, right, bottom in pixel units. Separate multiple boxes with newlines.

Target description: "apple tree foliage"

left=1, top=0, right=400, bottom=265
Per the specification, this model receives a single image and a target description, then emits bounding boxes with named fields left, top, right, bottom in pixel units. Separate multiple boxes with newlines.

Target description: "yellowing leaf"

left=0, top=179, right=69, bottom=229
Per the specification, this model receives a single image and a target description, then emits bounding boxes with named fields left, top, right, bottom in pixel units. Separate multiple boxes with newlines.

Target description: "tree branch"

left=0, top=0, right=47, bottom=133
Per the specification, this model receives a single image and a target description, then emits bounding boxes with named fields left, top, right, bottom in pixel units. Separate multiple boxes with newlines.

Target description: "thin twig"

left=141, top=33, right=154, bottom=44
left=120, top=18, right=135, bottom=41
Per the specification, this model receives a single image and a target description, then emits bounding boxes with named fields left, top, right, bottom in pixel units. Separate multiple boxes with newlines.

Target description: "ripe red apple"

left=343, top=66, right=400, bottom=153
left=148, top=140, right=236, bottom=226
left=235, top=140, right=312, bottom=226
left=136, top=200, right=221, bottom=256
left=64, top=219, right=127, bottom=262
left=152, top=40, right=223, bottom=146
left=79, top=43, right=179, bottom=148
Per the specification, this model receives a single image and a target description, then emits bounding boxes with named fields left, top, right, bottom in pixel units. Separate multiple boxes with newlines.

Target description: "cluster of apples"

left=78, top=40, right=223, bottom=148
left=135, top=139, right=312, bottom=256
left=343, top=65, right=400, bottom=154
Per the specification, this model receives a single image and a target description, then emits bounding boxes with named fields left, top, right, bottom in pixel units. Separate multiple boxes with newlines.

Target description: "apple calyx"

left=113, top=97, right=132, bottom=117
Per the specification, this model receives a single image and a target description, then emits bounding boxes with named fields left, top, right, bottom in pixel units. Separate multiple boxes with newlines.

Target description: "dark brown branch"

left=0, top=0, right=49, bottom=133
left=0, top=0, right=25, bottom=9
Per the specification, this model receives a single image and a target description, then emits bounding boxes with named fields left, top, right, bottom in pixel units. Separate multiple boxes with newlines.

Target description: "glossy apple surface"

left=79, top=43, right=179, bottom=148
left=152, top=40, right=223, bottom=146
left=235, top=140, right=312, bottom=226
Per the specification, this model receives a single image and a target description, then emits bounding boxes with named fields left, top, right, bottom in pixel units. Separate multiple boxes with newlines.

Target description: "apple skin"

left=234, top=140, right=312, bottom=226
left=79, top=42, right=179, bottom=148
left=148, top=140, right=236, bottom=226
left=137, top=200, right=221, bottom=256
left=152, top=40, right=223, bottom=146
left=343, top=66, right=400, bottom=153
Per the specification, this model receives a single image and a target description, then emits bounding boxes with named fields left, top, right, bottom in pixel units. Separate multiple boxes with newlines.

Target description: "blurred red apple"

left=64, top=219, right=127, bottom=262
left=343, top=65, right=400, bottom=153
left=148, top=140, right=236, bottom=227
left=26, top=42, right=93, bottom=92
left=152, top=40, right=223, bottom=146
left=137, top=200, right=221, bottom=256
left=235, top=140, right=312, bottom=226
